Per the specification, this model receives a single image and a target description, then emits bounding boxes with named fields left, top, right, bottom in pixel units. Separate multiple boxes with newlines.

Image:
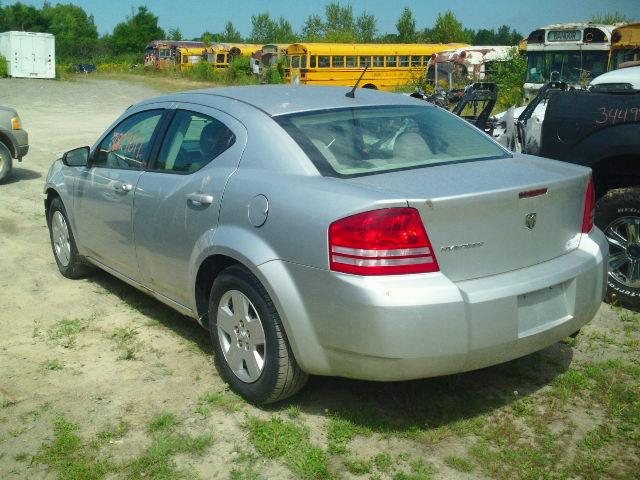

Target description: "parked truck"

left=516, top=67, right=640, bottom=306
left=0, top=31, right=55, bottom=79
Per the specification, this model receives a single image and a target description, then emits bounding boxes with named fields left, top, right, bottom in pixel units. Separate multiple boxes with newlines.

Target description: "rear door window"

left=154, top=110, right=236, bottom=173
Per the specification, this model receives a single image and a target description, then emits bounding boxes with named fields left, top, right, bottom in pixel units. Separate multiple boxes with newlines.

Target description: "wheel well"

left=195, top=254, right=239, bottom=326
left=591, top=155, right=640, bottom=200
left=362, top=84, right=377, bottom=90
left=0, top=132, right=16, bottom=157
left=44, top=188, right=60, bottom=222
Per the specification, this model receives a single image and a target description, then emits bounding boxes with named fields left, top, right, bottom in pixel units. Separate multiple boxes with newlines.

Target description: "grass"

left=109, top=325, right=144, bottom=360
left=198, top=389, right=245, bottom=414
left=246, top=416, right=331, bottom=479
left=47, top=316, right=91, bottom=348
left=44, top=359, right=64, bottom=370
left=444, top=455, right=475, bottom=473
left=34, top=412, right=213, bottom=480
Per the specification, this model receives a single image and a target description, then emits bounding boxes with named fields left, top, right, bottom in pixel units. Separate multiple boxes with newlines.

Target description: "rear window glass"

left=275, top=105, right=509, bottom=177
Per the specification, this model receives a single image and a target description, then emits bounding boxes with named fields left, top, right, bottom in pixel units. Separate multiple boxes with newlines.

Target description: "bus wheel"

left=362, top=84, right=377, bottom=89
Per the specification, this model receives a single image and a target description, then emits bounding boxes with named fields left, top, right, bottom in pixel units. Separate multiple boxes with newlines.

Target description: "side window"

left=94, top=110, right=163, bottom=169
left=155, top=110, right=236, bottom=173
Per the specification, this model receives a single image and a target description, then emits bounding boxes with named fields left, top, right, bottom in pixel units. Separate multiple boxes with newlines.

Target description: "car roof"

left=149, top=85, right=430, bottom=117
left=590, top=66, right=640, bottom=89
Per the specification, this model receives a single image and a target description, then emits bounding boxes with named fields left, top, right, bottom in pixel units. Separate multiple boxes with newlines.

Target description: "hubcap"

left=605, top=216, right=640, bottom=288
left=216, top=290, right=266, bottom=383
left=51, top=211, right=71, bottom=267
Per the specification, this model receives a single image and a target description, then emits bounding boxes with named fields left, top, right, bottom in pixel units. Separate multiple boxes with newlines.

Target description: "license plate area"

left=517, top=282, right=570, bottom=338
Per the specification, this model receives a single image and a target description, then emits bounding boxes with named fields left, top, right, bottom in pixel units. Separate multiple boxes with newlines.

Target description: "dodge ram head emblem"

left=525, top=213, right=537, bottom=230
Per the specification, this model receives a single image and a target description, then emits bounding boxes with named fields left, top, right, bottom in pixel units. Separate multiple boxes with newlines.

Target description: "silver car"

left=44, top=86, right=608, bottom=404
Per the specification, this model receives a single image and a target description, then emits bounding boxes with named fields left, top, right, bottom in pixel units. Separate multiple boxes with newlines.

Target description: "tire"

left=208, top=265, right=308, bottom=404
left=47, top=197, right=92, bottom=279
left=0, top=141, right=12, bottom=182
left=596, top=188, right=640, bottom=308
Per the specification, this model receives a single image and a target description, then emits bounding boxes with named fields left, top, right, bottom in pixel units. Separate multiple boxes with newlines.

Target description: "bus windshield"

left=526, top=51, right=608, bottom=83
left=611, top=48, right=640, bottom=69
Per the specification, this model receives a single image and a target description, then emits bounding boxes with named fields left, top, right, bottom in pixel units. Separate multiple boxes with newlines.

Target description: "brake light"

left=329, top=208, right=439, bottom=275
left=581, top=176, right=595, bottom=233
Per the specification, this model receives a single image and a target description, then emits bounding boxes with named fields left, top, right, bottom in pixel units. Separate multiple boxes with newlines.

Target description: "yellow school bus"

left=177, top=47, right=206, bottom=70
left=204, top=43, right=264, bottom=68
left=610, top=23, right=640, bottom=70
left=284, top=43, right=469, bottom=91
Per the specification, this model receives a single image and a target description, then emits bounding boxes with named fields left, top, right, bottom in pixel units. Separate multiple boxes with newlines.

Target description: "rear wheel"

left=47, top=197, right=92, bottom=279
left=0, top=142, right=12, bottom=182
left=596, top=188, right=640, bottom=308
left=208, top=265, right=308, bottom=404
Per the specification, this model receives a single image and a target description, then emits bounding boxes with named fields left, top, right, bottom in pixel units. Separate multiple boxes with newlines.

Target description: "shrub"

left=0, top=56, right=8, bottom=78
left=489, top=47, right=527, bottom=111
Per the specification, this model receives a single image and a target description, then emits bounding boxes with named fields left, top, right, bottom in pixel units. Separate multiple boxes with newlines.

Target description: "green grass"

left=246, top=416, right=331, bottom=479
left=44, top=359, right=64, bottom=370
left=199, top=389, right=244, bottom=413
left=33, top=416, right=111, bottom=480
left=47, top=317, right=90, bottom=348
left=109, top=325, right=144, bottom=360
left=345, top=457, right=372, bottom=475
left=374, top=453, right=392, bottom=472
left=147, top=411, right=180, bottom=433
left=444, top=455, right=475, bottom=473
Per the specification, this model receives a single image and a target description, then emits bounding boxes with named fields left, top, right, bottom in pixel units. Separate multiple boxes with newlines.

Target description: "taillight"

left=581, top=176, right=595, bottom=233
left=329, top=208, right=439, bottom=275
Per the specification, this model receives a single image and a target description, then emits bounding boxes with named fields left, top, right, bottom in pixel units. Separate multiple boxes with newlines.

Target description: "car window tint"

left=94, top=110, right=163, bottom=169
left=156, top=110, right=236, bottom=173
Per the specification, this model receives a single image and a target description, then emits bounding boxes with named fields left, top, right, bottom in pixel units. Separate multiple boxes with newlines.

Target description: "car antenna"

left=346, top=65, right=369, bottom=98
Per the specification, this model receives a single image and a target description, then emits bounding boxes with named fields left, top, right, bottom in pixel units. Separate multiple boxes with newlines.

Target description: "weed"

left=284, top=404, right=301, bottom=419
left=345, top=457, right=372, bottom=475
left=45, top=359, right=64, bottom=370
left=110, top=325, right=143, bottom=360
left=374, top=453, right=392, bottom=472
left=48, top=316, right=90, bottom=348
left=326, top=414, right=371, bottom=454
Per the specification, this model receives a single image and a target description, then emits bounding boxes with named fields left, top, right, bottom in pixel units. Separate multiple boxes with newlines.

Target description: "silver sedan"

left=44, top=86, right=608, bottom=403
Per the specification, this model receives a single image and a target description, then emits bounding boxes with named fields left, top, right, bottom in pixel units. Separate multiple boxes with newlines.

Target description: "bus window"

left=422, top=56, right=431, bottom=66
left=386, top=56, right=397, bottom=67
left=582, top=51, right=608, bottom=80
left=318, top=56, right=330, bottom=68
left=301, top=56, right=307, bottom=69
left=216, top=54, right=225, bottom=64
left=332, top=56, right=344, bottom=67
left=411, top=56, right=421, bottom=67
left=285, top=56, right=291, bottom=68
left=182, top=56, right=188, bottom=64
left=292, top=56, right=300, bottom=68
left=373, top=56, right=384, bottom=67
left=359, top=56, right=371, bottom=67
left=399, top=56, right=410, bottom=67
left=159, top=48, right=170, bottom=58
left=310, top=56, right=317, bottom=68
left=346, top=56, right=357, bottom=67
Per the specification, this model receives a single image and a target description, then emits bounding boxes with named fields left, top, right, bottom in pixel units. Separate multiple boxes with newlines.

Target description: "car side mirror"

left=62, top=146, right=90, bottom=167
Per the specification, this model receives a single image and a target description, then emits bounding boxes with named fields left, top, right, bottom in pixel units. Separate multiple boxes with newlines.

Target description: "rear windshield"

left=275, top=105, right=509, bottom=177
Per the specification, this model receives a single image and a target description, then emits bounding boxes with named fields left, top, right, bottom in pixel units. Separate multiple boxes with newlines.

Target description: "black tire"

left=47, top=197, right=93, bottom=279
left=208, top=265, right=308, bottom=404
left=596, top=188, right=640, bottom=308
left=0, top=141, right=12, bottom=182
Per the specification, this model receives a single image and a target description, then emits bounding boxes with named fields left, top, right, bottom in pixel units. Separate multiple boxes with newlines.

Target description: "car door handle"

left=186, top=192, right=214, bottom=206
left=114, top=182, right=133, bottom=192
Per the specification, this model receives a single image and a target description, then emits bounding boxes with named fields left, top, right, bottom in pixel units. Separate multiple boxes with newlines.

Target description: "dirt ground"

left=0, top=77, right=638, bottom=480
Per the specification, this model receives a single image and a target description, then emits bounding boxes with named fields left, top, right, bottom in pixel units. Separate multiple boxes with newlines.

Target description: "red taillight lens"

left=581, top=176, right=595, bottom=233
left=328, top=208, right=439, bottom=275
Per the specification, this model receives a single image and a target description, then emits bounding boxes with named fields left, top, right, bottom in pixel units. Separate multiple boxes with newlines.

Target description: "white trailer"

left=0, top=31, right=55, bottom=79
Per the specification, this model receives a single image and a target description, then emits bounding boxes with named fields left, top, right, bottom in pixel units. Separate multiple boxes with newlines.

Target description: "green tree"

left=273, top=17, right=297, bottom=43
left=590, top=11, right=631, bottom=24
left=168, top=28, right=182, bottom=40
left=222, top=21, right=243, bottom=42
left=396, top=7, right=416, bottom=43
left=474, top=28, right=497, bottom=45
left=41, top=3, right=99, bottom=60
left=324, top=1, right=356, bottom=42
left=1, top=1, right=47, bottom=31
left=250, top=12, right=273, bottom=43
left=491, top=47, right=527, bottom=109
left=356, top=11, right=377, bottom=42
left=427, top=10, right=473, bottom=43
left=302, top=14, right=324, bottom=41
left=109, top=6, right=165, bottom=56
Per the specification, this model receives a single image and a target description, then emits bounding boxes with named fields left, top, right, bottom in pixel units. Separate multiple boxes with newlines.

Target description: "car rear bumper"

left=259, top=228, right=608, bottom=380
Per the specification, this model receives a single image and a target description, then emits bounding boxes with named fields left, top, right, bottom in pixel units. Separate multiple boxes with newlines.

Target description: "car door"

left=74, top=108, right=165, bottom=280
left=133, top=105, right=247, bottom=307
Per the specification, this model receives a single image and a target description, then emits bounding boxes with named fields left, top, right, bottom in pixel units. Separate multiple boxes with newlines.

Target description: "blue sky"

left=9, top=0, right=640, bottom=38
